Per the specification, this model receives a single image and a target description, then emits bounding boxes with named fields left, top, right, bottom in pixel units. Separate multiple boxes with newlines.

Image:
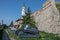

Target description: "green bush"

left=0, top=29, right=3, bottom=40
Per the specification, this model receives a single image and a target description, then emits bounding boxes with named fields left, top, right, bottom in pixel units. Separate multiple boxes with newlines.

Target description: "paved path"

left=2, top=30, right=10, bottom=40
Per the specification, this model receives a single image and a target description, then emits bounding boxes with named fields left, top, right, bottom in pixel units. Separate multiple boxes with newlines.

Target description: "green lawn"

left=39, top=31, right=60, bottom=40
left=20, top=31, right=60, bottom=40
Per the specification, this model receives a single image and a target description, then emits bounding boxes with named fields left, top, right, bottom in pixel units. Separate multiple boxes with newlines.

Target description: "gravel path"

left=2, top=30, right=10, bottom=40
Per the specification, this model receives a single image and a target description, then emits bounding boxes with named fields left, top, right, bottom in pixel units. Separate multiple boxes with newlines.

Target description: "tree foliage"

left=10, top=21, right=13, bottom=27
left=21, top=7, right=37, bottom=29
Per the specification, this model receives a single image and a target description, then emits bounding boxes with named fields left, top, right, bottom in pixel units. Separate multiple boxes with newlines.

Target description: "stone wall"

left=32, top=0, right=60, bottom=34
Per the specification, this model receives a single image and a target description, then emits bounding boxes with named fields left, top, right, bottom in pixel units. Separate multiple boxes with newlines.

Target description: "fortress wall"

left=32, top=0, right=60, bottom=34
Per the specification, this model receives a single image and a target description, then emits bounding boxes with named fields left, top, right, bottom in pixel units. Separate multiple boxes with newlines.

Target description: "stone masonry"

left=32, top=0, right=60, bottom=34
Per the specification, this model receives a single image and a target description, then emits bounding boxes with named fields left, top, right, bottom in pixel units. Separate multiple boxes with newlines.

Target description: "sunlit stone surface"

left=32, top=0, right=60, bottom=34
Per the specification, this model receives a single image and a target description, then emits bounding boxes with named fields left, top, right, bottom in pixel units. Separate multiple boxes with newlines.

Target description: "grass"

left=40, top=31, right=60, bottom=40
left=6, top=29, right=60, bottom=40
left=6, top=29, right=20, bottom=40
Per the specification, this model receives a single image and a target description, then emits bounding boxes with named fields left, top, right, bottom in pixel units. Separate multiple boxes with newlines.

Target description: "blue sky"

left=0, top=0, right=60, bottom=25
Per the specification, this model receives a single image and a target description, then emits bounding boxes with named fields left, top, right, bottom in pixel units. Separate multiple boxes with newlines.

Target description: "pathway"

left=2, top=30, right=10, bottom=40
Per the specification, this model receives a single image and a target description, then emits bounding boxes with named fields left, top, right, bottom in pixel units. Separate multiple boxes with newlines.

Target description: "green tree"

left=2, top=24, right=8, bottom=29
left=21, top=7, right=37, bottom=29
left=10, top=21, right=13, bottom=27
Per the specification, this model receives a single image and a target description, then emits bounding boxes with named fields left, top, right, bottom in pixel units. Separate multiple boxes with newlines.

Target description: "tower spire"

left=22, top=4, right=26, bottom=16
